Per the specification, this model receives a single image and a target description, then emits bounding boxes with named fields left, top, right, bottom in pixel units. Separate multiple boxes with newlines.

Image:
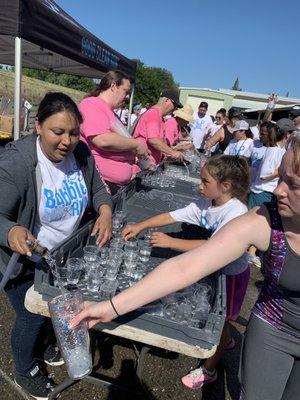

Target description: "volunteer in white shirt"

left=249, top=119, right=294, bottom=209
left=190, top=101, right=213, bottom=151
left=224, top=120, right=253, bottom=158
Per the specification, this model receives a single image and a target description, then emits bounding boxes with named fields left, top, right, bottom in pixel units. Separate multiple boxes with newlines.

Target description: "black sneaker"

left=15, top=364, right=55, bottom=400
left=42, top=344, right=64, bottom=367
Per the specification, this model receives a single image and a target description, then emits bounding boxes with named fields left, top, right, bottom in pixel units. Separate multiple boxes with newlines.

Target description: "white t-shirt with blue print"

left=224, top=138, right=253, bottom=158
left=251, top=146, right=286, bottom=194
left=190, top=113, right=212, bottom=149
left=169, top=197, right=249, bottom=275
left=33, top=139, right=88, bottom=250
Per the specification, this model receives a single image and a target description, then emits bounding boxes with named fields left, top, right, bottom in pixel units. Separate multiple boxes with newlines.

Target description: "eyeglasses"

left=170, top=99, right=178, bottom=110
left=215, top=116, right=222, bottom=120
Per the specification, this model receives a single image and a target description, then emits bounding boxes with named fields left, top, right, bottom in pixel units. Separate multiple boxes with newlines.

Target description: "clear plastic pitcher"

left=48, top=290, right=92, bottom=379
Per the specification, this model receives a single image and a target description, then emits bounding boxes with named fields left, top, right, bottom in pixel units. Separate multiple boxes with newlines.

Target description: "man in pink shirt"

left=133, top=89, right=184, bottom=165
left=79, top=70, right=148, bottom=194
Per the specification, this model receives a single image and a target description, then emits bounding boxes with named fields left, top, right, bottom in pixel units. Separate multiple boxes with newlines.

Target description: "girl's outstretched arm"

left=71, top=207, right=270, bottom=329
left=122, top=212, right=176, bottom=240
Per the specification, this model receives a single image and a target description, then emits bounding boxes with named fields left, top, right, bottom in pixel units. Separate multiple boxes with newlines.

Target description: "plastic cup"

left=139, top=244, right=152, bottom=263
left=163, top=302, right=178, bottom=321
left=86, top=266, right=104, bottom=292
left=99, top=279, right=118, bottom=300
left=124, top=252, right=139, bottom=276
left=114, top=210, right=126, bottom=222
left=99, top=247, right=109, bottom=263
left=83, top=245, right=100, bottom=262
left=175, top=301, right=192, bottom=324
left=55, top=266, right=69, bottom=288
left=110, top=238, right=124, bottom=251
left=48, top=290, right=92, bottom=379
left=66, top=258, right=85, bottom=285
left=124, top=238, right=139, bottom=252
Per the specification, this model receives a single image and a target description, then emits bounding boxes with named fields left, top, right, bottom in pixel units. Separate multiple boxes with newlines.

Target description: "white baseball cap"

left=232, top=120, right=249, bottom=132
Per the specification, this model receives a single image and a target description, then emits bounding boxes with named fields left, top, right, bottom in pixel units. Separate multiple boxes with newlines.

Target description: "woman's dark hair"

left=228, top=107, right=243, bottom=120
left=260, top=121, right=277, bottom=146
left=274, top=125, right=287, bottom=143
left=88, top=70, right=131, bottom=97
left=36, top=92, right=83, bottom=125
left=245, top=129, right=253, bottom=139
left=217, top=108, right=227, bottom=117
left=205, top=154, right=250, bottom=204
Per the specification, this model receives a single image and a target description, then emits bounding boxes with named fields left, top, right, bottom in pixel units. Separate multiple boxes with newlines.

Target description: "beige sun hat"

left=173, top=104, right=194, bottom=123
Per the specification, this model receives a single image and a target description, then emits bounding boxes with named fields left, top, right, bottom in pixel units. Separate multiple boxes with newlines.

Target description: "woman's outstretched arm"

left=71, top=207, right=270, bottom=329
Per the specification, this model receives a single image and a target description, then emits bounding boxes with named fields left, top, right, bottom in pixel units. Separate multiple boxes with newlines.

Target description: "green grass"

left=0, top=69, right=87, bottom=106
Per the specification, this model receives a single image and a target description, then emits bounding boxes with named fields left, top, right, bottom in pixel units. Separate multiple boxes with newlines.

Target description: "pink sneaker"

left=181, top=367, right=217, bottom=389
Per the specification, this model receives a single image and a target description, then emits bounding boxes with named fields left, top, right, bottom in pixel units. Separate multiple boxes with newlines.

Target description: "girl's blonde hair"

left=205, top=154, right=250, bottom=204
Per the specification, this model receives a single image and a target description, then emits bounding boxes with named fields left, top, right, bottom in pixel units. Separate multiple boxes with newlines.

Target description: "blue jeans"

left=2, top=271, right=49, bottom=374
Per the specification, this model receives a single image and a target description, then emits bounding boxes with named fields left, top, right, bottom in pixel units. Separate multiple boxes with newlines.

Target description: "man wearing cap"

left=190, top=101, right=213, bottom=151
left=133, top=89, right=184, bottom=165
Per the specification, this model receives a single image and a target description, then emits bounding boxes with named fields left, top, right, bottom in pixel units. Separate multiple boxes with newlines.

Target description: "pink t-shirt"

left=164, top=117, right=180, bottom=146
left=133, top=106, right=164, bottom=165
left=79, top=96, right=136, bottom=186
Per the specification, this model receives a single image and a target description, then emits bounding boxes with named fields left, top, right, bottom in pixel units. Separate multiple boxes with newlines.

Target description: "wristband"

left=109, top=297, right=120, bottom=317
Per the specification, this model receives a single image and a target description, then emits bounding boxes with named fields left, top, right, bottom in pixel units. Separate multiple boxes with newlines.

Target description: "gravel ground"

left=0, top=266, right=263, bottom=400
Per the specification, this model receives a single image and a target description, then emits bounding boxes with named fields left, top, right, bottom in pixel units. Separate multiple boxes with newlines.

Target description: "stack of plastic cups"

left=86, top=256, right=103, bottom=292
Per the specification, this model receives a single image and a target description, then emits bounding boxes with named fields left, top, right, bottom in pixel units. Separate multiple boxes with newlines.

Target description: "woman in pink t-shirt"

left=79, top=70, right=148, bottom=194
left=164, top=104, right=195, bottom=149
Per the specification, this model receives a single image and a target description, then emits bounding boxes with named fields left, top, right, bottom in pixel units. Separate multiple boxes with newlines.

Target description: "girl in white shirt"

left=224, top=120, right=253, bottom=158
left=123, top=154, right=250, bottom=389
left=250, top=122, right=276, bottom=184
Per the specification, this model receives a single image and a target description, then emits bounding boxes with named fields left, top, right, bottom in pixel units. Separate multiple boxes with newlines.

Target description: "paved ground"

left=0, top=266, right=263, bottom=400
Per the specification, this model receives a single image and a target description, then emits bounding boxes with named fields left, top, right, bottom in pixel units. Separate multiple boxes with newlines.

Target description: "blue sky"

left=57, top=0, right=300, bottom=98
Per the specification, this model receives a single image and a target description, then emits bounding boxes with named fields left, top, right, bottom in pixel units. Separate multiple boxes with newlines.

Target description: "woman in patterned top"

left=72, top=136, right=300, bottom=400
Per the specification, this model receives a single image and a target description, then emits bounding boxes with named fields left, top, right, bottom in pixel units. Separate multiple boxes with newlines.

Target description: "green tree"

left=22, top=68, right=94, bottom=93
left=133, top=60, right=179, bottom=106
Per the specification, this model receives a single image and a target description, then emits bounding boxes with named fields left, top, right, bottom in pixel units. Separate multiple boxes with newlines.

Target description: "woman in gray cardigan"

left=0, top=92, right=113, bottom=400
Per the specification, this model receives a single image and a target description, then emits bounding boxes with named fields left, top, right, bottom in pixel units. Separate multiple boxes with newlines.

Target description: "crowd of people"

left=0, top=69, right=300, bottom=400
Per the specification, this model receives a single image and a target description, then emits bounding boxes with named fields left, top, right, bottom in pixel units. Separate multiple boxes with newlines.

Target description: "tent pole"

left=14, top=37, right=22, bottom=141
left=127, top=84, right=135, bottom=132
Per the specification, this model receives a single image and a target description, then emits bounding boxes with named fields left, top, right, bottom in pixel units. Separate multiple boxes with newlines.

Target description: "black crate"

left=34, top=180, right=226, bottom=350
left=137, top=174, right=198, bottom=201
left=116, top=177, right=197, bottom=223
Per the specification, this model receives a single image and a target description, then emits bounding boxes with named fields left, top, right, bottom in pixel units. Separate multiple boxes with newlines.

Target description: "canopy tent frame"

left=14, top=37, right=22, bottom=139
